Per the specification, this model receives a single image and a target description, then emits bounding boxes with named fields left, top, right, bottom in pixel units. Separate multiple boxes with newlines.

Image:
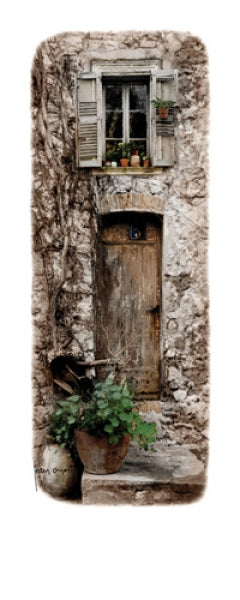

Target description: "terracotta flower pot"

left=75, top=430, right=130, bottom=474
left=158, top=107, right=169, bottom=118
left=143, top=159, right=149, bottom=168
left=120, top=158, right=129, bottom=167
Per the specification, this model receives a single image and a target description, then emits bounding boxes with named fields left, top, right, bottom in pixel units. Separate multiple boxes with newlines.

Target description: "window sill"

left=92, top=167, right=164, bottom=176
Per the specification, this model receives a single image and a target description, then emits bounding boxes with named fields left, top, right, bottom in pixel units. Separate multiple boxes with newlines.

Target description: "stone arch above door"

left=96, top=191, right=165, bottom=215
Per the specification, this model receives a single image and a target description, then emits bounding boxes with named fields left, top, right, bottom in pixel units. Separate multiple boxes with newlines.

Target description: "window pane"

left=130, top=84, right=147, bottom=110
left=106, top=85, right=122, bottom=109
left=130, top=112, right=146, bottom=138
left=106, top=112, right=122, bottom=138
left=104, top=81, right=149, bottom=161
left=105, top=141, right=121, bottom=162
left=130, top=141, right=147, bottom=155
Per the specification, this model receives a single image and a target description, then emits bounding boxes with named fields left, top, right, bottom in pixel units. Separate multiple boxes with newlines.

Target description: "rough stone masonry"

left=31, top=31, right=209, bottom=479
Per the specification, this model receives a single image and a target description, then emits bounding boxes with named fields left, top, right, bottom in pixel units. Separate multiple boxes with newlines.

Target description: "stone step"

left=81, top=442, right=206, bottom=505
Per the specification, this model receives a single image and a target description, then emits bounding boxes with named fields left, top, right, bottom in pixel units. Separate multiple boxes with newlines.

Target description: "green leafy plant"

left=117, top=142, right=131, bottom=158
left=48, top=375, right=157, bottom=452
left=105, top=148, right=119, bottom=162
left=130, top=142, right=145, bottom=156
left=48, top=394, right=84, bottom=451
left=151, top=98, right=175, bottom=108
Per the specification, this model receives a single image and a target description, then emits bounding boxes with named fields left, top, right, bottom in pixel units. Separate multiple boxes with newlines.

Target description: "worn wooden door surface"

left=96, top=213, right=161, bottom=398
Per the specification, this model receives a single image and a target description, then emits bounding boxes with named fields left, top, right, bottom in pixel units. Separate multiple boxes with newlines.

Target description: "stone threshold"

left=81, top=442, right=206, bottom=505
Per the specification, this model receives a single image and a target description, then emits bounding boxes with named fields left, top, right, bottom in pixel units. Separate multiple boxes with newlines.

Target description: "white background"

left=1, top=2, right=239, bottom=599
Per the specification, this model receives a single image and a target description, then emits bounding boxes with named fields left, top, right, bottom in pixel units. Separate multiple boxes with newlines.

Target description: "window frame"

left=76, top=61, right=178, bottom=169
left=102, top=77, right=150, bottom=161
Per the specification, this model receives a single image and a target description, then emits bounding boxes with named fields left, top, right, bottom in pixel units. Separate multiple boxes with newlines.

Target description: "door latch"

left=146, top=304, right=160, bottom=314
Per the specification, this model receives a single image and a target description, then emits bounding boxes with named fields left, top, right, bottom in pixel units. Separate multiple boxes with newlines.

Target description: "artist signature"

left=34, top=466, right=73, bottom=491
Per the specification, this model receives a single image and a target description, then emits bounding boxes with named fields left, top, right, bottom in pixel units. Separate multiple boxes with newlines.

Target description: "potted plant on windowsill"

left=142, top=156, right=150, bottom=168
left=130, top=142, right=145, bottom=167
left=105, top=148, right=119, bottom=167
left=117, top=142, right=131, bottom=167
left=151, top=98, right=175, bottom=119
left=47, top=374, right=157, bottom=475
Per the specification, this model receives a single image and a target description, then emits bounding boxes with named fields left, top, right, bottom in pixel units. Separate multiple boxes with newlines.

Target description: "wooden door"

left=96, top=213, right=161, bottom=398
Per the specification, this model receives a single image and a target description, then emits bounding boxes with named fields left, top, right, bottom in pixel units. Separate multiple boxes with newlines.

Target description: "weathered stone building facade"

left=32, top=31, right=209, bottom=490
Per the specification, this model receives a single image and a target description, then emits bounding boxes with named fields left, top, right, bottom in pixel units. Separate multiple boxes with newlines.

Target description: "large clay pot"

left=38, top=444, right=78, bottom=498
left=75, top=430, right=130, bottom=474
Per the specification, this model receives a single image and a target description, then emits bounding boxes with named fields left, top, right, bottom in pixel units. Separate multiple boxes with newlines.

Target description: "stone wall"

left=32, top=31, right=209, bottom=465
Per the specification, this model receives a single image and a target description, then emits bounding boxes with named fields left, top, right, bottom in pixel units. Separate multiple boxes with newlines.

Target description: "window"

left=104, top=79, right=148, bottom=160
left=76, top=65, right=178, bottom=169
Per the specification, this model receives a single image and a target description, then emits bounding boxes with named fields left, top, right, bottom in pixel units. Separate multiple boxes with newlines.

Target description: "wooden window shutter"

left=150, top=70, right=178, bottom=167
left=76, top=73, right=102, bottom=167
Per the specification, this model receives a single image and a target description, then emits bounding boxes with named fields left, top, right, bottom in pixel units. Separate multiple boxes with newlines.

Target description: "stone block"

left=173, top=389, right=187, bottom=402
left=150, top=195, right=165, bottom=213
left=139, top=40, right=157, bottom=48
left=131, top=193, right=142, bottom=210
